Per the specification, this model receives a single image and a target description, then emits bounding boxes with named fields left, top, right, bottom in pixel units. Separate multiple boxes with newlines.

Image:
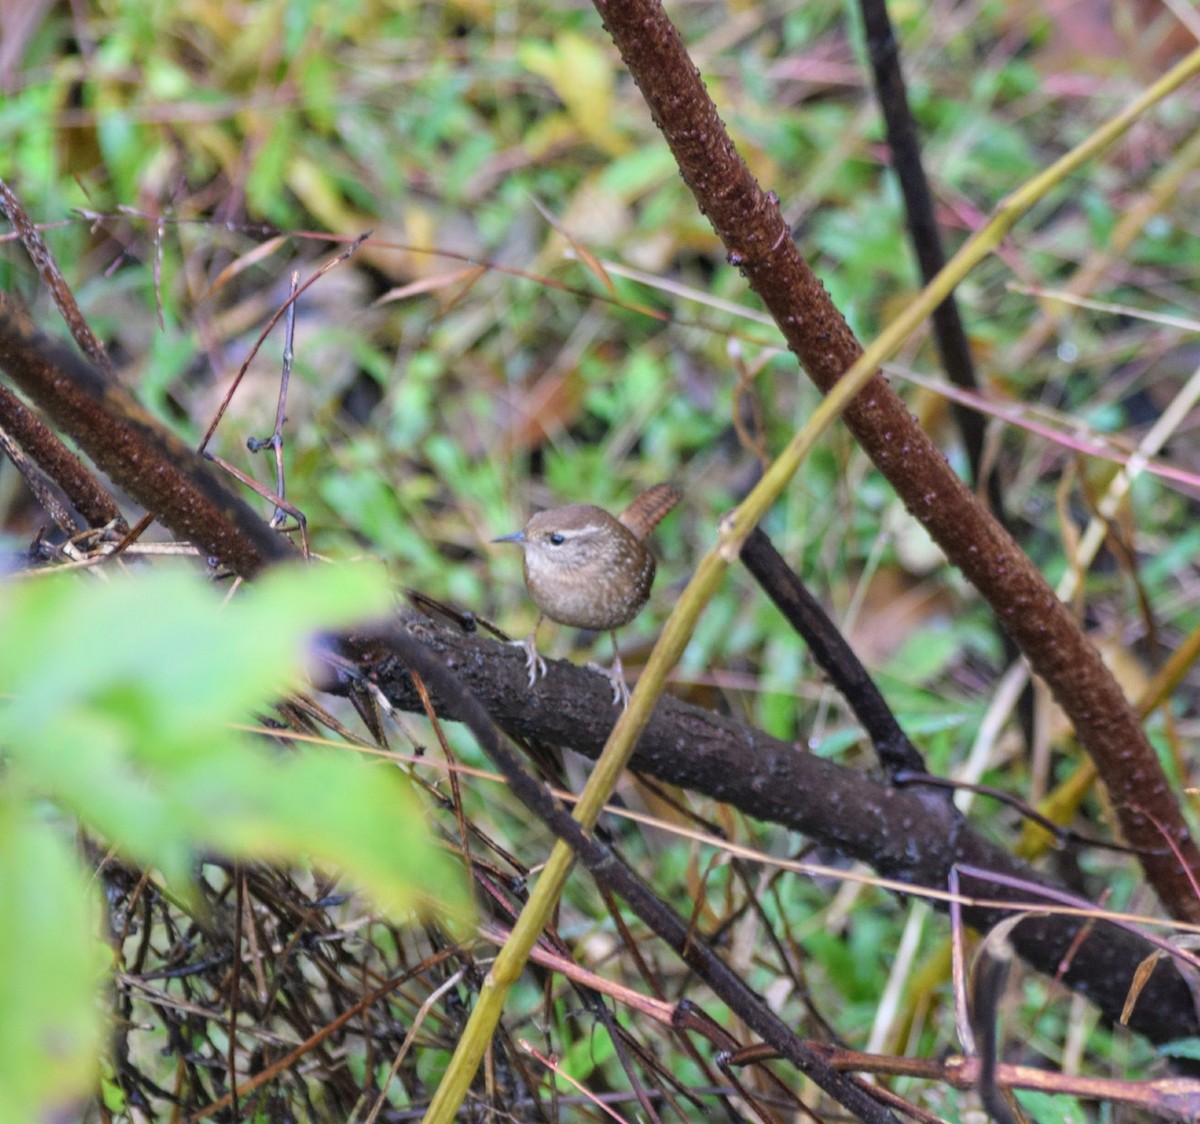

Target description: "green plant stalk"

left=421, top=42, right=1200, bottom=1123
left=422, top=378, right=874, bottom=1123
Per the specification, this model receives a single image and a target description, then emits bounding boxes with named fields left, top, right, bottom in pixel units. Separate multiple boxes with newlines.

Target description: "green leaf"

left=1013, top=1089, right=1088, bottom=1124
left=0, top=563, right=385, bottom=737
left=1160, top=1036, right=1200, bottom=1060
left=518, top=32, right=627, bottom=154
left=0, top=799, right=104, bottom=1121
left=0, top=566, right=473, bottom=922
left=246, top=110, right=299, bottom=223
left=882, top=628, right=961, bottom=687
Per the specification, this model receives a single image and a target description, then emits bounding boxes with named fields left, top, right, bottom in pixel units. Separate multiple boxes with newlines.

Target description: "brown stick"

left=0, top=295, right=297, bottom=578
left=0, top=381, right=125, bottom=532
left=590, top=0, right=1200, bottom=919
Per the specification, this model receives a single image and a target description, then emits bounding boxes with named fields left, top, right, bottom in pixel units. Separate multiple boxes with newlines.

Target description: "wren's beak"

left=491, top=530, right=526, bottom=544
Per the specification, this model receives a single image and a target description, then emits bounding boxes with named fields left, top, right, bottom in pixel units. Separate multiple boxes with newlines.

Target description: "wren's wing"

left=617, top=482, right=682, bottom=541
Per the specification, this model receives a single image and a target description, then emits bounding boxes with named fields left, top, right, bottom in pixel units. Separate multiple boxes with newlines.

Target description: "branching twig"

left=368, top=614, right=1200, bottom=1048
left=367, top=624, right=903, bottom=1124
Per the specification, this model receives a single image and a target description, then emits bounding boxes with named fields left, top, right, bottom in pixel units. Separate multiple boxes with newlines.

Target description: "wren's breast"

left=524, top=541, right=656, bottom=631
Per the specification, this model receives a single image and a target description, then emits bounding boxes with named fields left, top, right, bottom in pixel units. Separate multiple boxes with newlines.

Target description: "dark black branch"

left=739, top=526, right=926, bottom=778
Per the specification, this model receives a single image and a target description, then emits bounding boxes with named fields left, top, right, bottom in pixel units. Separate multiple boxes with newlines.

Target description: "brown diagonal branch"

left=0, top=295, right=297, bottom=578
left=591, top=0, right=1200, bottom=921
left=0, top=381, right=125, bottom=533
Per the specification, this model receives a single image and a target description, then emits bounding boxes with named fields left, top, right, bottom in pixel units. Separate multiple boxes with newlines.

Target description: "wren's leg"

left=509, top=614, right=547, bottom=688
left=587, top=630, right=630, bottom=708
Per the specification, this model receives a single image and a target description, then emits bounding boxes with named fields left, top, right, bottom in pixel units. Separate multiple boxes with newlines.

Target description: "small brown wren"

left=492, top=482, right=682, bottom=706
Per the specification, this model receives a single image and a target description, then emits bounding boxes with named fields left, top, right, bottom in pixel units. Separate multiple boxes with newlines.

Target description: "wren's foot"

left=510, top=632, right=547, bottom=689
left=587, top=641, right=630, bottom=708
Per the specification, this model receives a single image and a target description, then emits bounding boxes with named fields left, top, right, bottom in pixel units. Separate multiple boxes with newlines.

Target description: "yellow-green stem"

left=421, top=41, right=1200, bottom=1124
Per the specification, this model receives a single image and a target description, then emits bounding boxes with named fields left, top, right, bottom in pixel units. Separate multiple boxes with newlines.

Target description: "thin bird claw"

left=511, top=634, right=547, bottom=688
left=510, top=627, right=630, bottom=708
left=587, top=649, right=630, bottom=708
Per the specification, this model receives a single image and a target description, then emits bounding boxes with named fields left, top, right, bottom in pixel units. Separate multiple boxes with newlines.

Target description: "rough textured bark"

left=0, top=381, right=124, bottom=531
left=591, top=0, right=1200, bottom=921
left=0, top=296, right=296, bottom=578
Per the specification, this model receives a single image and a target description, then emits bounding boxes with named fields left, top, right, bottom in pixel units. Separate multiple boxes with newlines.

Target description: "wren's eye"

left=548, top=533, right=566, bottom=546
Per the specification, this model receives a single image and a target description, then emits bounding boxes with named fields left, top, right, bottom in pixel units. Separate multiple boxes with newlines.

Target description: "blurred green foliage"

left=0, top=565, right=472, bottom=1118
